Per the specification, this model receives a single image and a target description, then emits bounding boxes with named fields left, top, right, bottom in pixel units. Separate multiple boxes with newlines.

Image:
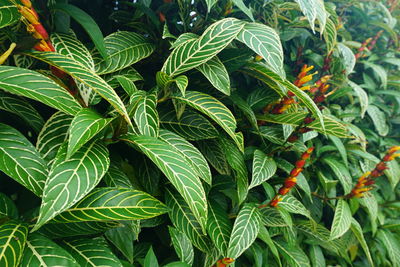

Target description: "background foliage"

left=0, top=0, right=400, bottom=266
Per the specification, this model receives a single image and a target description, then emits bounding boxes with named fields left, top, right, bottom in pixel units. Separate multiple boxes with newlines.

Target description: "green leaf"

left=328, top=135, right=348, bottom=168
left=172, top=91, right=241, bottom=151
left=230, top=93, right=259, bottom=129
left=278, top=195, right=311, bottom=219
left=309, top=246, right=326, bottom=267
left=0, top=66, right=82, bottom=115
left=227, top=204, right=261, bottom=259
left=170, top=33, right=199, bottom=50
left=38, top=221, right=120, bottom=238
left=197, top=139, right=230, bottom=175
left=367, top=105, right=389, bottom=136
left=103, top=162, right=134, bottom=189
left=52, top=3, right=108, bottom=60
left=134, top=93, right=159, bottom=137
left=364, top=62, right=387, bottom=88
left=0, top=123, right=47, bottom=196
left=232, top=0, right=255, bottom=21
left=250, top=150, right=277, bottom=189
left=322, top=157, right=352, bottom=194
left=94, top=31, right=155, bottom=75
left=348, top=81, right=368, bottom=118
left=33, top=141, right=110, bottom=231
left=121, top=134, right=208, bottom=231
left=165, top=189, right=211, bottom=252
left=0, top=193, right=18, bottom=219
left=350, top=218, right=374, bottom=267
left=323, top=18, right=337, bottom=52
left=21, top=233, right=79, bottom=267
left=330, top=199, right=352, bottom=240
left=159, top=129, right=211, bottom=184
left=260, top=207, right=291, bottom=227
left=0, top=1, right=20, bottom=29
left=67, top=108, right=112, bottom=158
left=257, top=227, right=282, bottom=267
left=0, top=91, right=44, bottom=134
left=105, top=221, right=137, bottom=263
left=236, top=23, right=283, bottom=76
left=206, top=201, right=232, bottom=255
left=0, top=221, right=28, bottom=267
left=51, top=187, right=168, bottom=223
left=156, top=72, right=188, bottom=96
left=274, top=239, right=311, bottom=267
left=62, top=238, right=123, bottom=267
left=205, top=0, right=218, bottom=13
left=159, top=108, right=219, bottom=141
left=162, top=18, right=245, bottom=77
left=168, top=227, right=194, bottom=265
left=294, top=0, right=327, bottom=34
left=144, top=246, right=159, bottom=267
left=25, top=52, right=130, bottom=124
left=338, top=43, right=356, bottom=75
left=377, top=230, right=400, bottom=267
left=36, top=112, right=73, bottom=166
left=196, top=56, right=231, bottom=95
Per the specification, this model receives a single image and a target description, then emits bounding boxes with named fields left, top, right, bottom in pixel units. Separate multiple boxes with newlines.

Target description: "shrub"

left=0, top=0, right=399, bottom=266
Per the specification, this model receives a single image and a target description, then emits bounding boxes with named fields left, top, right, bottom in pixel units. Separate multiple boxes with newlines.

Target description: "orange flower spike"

left=21, top=0, right=33, bottom=8
left=18, top=5, right=39, bottom=24
left=33, top=24, right=49, bottom=40
left=269, top=196, right=282, bottom=207
left=284, top=177, right=297, bottom=188
left=298, top=71, right=318, bottom=86
left=388, top=146, right=400, bottom=154
left=214, top=258, right=235, bottom=267
left=290, top=168, right=303, bottom=177
left=278, top=187, right=291, bottom=195
left=387, top=153, right=400, bottom=161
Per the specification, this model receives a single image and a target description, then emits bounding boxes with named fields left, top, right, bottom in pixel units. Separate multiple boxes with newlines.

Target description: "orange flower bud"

left=33, top=24, right=49, bottom=40
left=255, top=55, right=263, bottom=61
left=296, top=160, right=306, bottom=168
left=269, top=196, right=282, bottom=207
left=19, top=6, right=39, bottom=24
left=282, top=97, right=295, bottom=105
left=221, top=258, right=235, bottom=264
left=290, top=168, right=303, bottom=177
left=278, top=187, right=291, bottom=195
left=388, top=146, right=400, bottom=154
left=21, top=0, right=32, bottom=8
left=371, top=169, right=382, bottom=178
left=284, top=177, right=297, bottom=188
left=376, top=162, right=388, bottom=171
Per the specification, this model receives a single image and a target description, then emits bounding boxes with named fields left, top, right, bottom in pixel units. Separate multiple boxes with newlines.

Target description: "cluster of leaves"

left=0, top=0, right=399, bottom=266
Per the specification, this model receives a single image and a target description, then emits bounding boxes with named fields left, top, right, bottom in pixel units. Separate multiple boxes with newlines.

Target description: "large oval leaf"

left=250, top=150, right=277, bottom=189
left=94, top=31, right=155, bottom=75
left=0, top=221, right=28, bottom=267
left=162, top=18, right=245, bottom=77
left=367, top=105, right=389, bottom=136
left=207, top=201, right=232, bottom=255
left=196, top=56, right=231, bottom=95
left=168, top=226, right=194, bottom=265
left=322, top=157, right=352, bottom=194
left=21, top=233, right=79, bottom=267
left=0, top=123, right=47, bottom=196
left=33, top=141, right=110, bottom=231
left=227, top=204, right=261, bottom=259
left=0, top=66, right=81, bottom=115
left=294, top=0, right=327, bottom=34
left=134, top=93, right=159, bottom=137
left=330, top=199, right=352, bottom=240
left=121, top=134, right=208, bottom=231
left=51, top=187, right=168, bottom=223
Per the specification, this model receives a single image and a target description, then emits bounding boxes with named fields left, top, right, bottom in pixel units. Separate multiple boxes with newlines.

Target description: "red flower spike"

left=284, top=177, right=297, bottom=188
left=290, top=168, right=303, bottom=177
left=371, top=169, right=382, bottom=178
left=364, top=179, right=375, bottom=186
left=376, top=162, right=388, bottom=171
left=383, top=154, right=392, bottom=162
left=278, top=187, right=290, bottom=195
left=388, top=146, right=400, bottom=154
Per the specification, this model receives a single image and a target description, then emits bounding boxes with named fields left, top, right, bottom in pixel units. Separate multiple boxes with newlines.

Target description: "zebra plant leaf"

left=168, top=226, right=194, bottom=265
left=121, top=134, right=208, bottom=231
left=350, top=218, right=374, bottom=267
left=33, top=141, right=110, bottom=231
left=51, top=187, right=168, bottom=223
left=294, top=0, right=327, bottom=34
left=61, top=238, right=123, bottom=267
left=236, top=22, right=284, bottom=76
left=0, top=1, right=20, bottom=29
left=207, top=201, right=232, bottom=255
left=0, top=221, right=28, bottom=267
left=196, top=56, right=230, bottom=95
left=36, top=112, right=73, bottom=166
left=21, top=233, right=79, bottom=267
left=103, top=163, right=135, bottom=189
left=156, top=71, right=188, bottom=96
left=94, top=31, right=155, bottom=75
left=158, top=129, right=211, bottom=185
left=250, top=150, right=277, bottom=189
left=172, top=91, right=242, bottom=151
left=0, top=123, right=47, bottom=196
left=0, top=66, right=82, bottom=115
left=227, top=204, right=261, bottom=259
left=25, top=52, right=130, bottom=124
left=0, top=193, right=18, bottom=219
left=162, top=18, right=245, bottom=77
left=165, top=189, right=212, bottom=252
left=134, top=93, right=159, bottom=137
left=67, top=108, right=113, bottom=158
left=330, top=199, right=352, bottom=240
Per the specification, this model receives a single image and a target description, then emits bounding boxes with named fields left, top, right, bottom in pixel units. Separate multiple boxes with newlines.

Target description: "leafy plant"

left=0, top=0, right=399, bottom=266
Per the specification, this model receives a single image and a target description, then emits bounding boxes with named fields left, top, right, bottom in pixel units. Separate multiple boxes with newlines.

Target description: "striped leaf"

left=162, top=18, right=245, bottom=77
left=25, top=52, right=130, bottom=124
left=94, top=31, right=155, bottom=75
left=310, top=246, right=325, bottom=267
left=207, top=201, right=232, bottom=255
left=294, top=0, right=327, bottom=34
left=0, top=193, right=18, bottom=219
left=0, top=221, right=28, bottom=267
left=205, top=0, right=218, bottom=13
left=330, top=199, right=352, bottom=240
left=323, top=18, right=337, bottom=53
left=62, top=238, right=122, bottom=267
left=350, top=218, right=374, bottom=267
left=172, top=91, right=241, bottom=151
left=377, top=230, right=400, bottom=267
left=232, top=0, right=255, bottom=21
left=196, top=56, right=231, bottom=95
left=158, top=129, right=211, bottom=185
left=0, top=91, right=44, bottom=133
left=0, top=1, right=20, bottom=29
left=338, top=43, right=356, bottom=75
left=367, top=105, right=389, bottom=136
left=0, top=123, right=47, bottom=196
left=274, top=239, right=311, bottom=267
left=159, top=108, right=218, bottom=141
left=36, top=112, right=73, bottom=166
left=236, top=22, right=284, bottom=76
left=33, top=141, right=110, bottom=231
left=170, top=33, right=199, bottom=50
left=51, top=187, right=168, bottom=223
left=38, top=221, right=120, bottom=238
left=348, top=81, right=368, bottom=118
left=322, top=157, right=352, bottom=194
left=103, top=163, right=134, bottom=189
left=165, top=189, right=212, bottom=252
left=227, top=204, right=261, bottom=259
left=156, top=72, right=188, bottom=96
left=197, top=139, right=230, bottom=175
left=250, top=150, right=277, bottom=189
left=134, top=93, right=159, bottom=137
left=121, top=134, right=208, bottom=231
left=257, top=112, right=349, bottom=138
left=260, top=207, right=291, bottom=227
left=168, top=226, right=194, bottom=265
left=105, top=221, right=138, bottom=263
left=0, top=66, right=81, bottom=115
left=67, top=108, right=113, bottom=158
left=21, top=233, right=79, bottom=267
left=279, top=195, right=311, bottom=219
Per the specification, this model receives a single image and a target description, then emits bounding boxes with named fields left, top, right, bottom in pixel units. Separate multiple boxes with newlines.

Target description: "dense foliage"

left=0, top=0, right=400, bottom=266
